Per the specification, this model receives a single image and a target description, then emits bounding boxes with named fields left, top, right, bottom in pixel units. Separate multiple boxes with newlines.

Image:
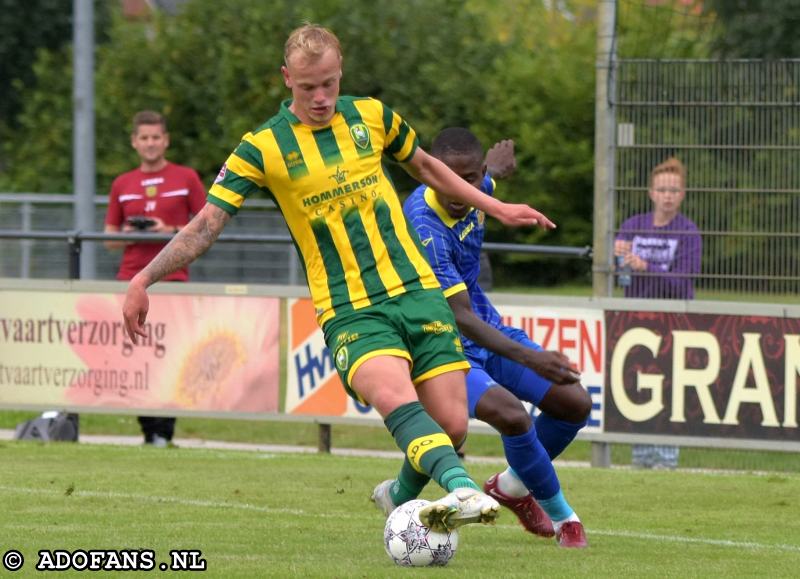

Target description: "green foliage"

left=616, top=0, right=714, bottom=58
left=615, top=0, right=800, bottom=59
left=0, top=0, right=633, bottom=286
left=2, top=0, right=501, bottom=193
left=0, top=48, right=74, bottom=192
left=465, top=1, right=597, bottom=284
left=706, top=0, right=800, bottom=57
left=0, top=0, right=111, bottom=127
left=0, top=0, right=65, bottom=127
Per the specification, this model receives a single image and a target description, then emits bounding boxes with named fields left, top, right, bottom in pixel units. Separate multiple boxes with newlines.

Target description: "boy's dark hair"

left=132, top=110, right=167, bottom=134
left=431, top=127, right=482, bottom=159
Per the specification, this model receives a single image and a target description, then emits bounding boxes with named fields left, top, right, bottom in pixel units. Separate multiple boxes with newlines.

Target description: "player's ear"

left=163, top=132, right=170, bottom=149
left=281, top=65, right=292, bottom=88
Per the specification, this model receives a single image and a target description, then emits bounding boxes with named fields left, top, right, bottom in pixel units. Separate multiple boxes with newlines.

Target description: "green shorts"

left=322, top=288, right=469, bottom=403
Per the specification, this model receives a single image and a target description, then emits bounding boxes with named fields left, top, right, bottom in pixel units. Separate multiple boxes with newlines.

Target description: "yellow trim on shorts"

left=406, top=432, right=454, bottom=473
left=442, top=282, right=467, bottom=298
left=412, top=360, right=470, bottom=386
left=346, top=348, right=412, bottom=388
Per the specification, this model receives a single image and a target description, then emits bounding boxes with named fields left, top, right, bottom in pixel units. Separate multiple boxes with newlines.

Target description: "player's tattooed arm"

left=136, top=203, right=230, bottom=287
left=123, top=203, right=231, bottom=343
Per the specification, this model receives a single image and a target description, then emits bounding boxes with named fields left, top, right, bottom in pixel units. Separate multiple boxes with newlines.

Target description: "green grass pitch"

left=1, top=442, right=798, bottom=577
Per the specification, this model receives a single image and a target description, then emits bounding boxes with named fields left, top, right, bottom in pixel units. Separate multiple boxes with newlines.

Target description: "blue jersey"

left=403, top=176, right=503, bottom=363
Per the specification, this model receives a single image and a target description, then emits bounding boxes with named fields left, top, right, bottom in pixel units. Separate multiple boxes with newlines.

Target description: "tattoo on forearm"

left=141, top=207, right=229, bottom=285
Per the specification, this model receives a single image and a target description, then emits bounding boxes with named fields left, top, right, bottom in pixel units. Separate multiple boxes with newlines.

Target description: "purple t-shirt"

left=615, top=212, right=701, bottom=299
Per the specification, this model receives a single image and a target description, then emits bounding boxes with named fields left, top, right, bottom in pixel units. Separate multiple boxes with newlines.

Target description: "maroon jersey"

left=106, top=162, right=206, bottom=281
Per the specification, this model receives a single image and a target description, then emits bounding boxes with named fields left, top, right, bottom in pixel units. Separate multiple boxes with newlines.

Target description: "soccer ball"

left=384, top=499, right=459, bottom=567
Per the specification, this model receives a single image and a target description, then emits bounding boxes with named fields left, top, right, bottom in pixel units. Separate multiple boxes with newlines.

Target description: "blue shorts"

left=465, top=326, right=553, bottom=418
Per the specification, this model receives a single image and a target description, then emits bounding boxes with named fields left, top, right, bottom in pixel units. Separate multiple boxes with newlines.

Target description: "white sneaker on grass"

left=419, top=488, right=500, bottom=532
left=370, top=479, right=397, bottom=517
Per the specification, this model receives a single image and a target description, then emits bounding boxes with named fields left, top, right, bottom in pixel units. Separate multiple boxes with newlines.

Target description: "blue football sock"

left=534, top=413, right=587, bottom=460
left=501, top=424, right=560, bottom=501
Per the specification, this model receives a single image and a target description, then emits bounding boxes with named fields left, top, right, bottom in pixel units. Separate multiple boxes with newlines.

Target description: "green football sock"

left=391, top=458, right=430, bottom=505
left=384, top=401, right=477, bottom=495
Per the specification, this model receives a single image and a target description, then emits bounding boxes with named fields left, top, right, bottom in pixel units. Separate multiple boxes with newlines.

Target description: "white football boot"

left=419, top=488, right=500, bottom=532
left=370, top=479, right=397, bottom=517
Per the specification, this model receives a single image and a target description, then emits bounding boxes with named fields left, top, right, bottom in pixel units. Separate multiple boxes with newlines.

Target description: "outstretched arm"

left=446, top=290, right=580, bottom=385
left=403, top=148, right=555, bottom=229
left=122, top=203, right=230, bottom=341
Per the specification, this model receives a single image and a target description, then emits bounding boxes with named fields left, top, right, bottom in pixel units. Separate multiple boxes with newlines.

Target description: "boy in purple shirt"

left=615, top=157, right=701, bottom=300
left=614, top=157, right=701, bottom=468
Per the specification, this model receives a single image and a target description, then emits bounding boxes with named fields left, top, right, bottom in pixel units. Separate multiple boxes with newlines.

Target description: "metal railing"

left=0, top=229, right=591, bottom=282
left=0, top=229, right=297, bottom=281
left=0, top=194, right=299, bottom=283
left=0, top=193, right=592, bottom=284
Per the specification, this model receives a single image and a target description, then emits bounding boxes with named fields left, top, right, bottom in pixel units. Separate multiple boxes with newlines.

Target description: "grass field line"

left=587, top=529, right=800, bottom=553
left=3, top=484, right=798, bottom=554
left=0, top=484, right=304, bottom=516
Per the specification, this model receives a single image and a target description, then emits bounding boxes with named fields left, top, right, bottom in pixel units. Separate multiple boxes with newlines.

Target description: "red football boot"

left=483, top=473, right=555, bottom=538
left=556, top=521, right=588, bottom=548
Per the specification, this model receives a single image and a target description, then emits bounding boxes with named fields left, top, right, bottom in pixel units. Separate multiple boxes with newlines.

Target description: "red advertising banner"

left=0, top=290, right=280, bottom=413
left=605, top=310, right=800, bottom=441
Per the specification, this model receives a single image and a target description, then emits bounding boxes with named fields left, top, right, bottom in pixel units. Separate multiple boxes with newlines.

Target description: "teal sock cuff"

left=440, top=467, right=479, bottom=492
left=538, top=490, right=574, bottom=522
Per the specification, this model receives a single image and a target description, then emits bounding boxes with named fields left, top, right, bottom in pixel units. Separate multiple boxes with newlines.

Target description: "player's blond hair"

left=284, top=23, right=342, bottom=65
left=649, top=157, right=686, bottom=189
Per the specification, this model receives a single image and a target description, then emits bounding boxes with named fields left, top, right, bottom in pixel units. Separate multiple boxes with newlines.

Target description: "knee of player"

left=478, top=398, right=531, bottom=436
left=567, top=384, right=592, bottom=423
left=436, top=414, right=468, bottom=445
left=444, top=422, right=468, bottom=447
left=539, top=382, right=592, bottom=424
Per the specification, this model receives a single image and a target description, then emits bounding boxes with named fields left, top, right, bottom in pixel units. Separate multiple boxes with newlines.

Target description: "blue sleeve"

left=415, top=223, right=466, bottom=295
left=481, top=175, right=495, bottom=196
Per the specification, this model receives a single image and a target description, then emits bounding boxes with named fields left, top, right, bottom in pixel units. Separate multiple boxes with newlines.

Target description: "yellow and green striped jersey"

left=208, top=96, right=441, bottom=327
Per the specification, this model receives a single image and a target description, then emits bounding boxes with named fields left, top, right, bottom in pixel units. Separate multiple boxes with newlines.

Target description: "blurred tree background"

left=1, top=0, right=795, bottom=286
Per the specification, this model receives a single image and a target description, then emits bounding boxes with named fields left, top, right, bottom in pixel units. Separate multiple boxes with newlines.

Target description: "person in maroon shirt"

left=105, top=110, right=206, bottom=446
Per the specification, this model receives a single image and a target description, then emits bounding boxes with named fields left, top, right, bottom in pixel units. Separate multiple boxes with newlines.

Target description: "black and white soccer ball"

left=384, top=499, right=459, bottom=567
